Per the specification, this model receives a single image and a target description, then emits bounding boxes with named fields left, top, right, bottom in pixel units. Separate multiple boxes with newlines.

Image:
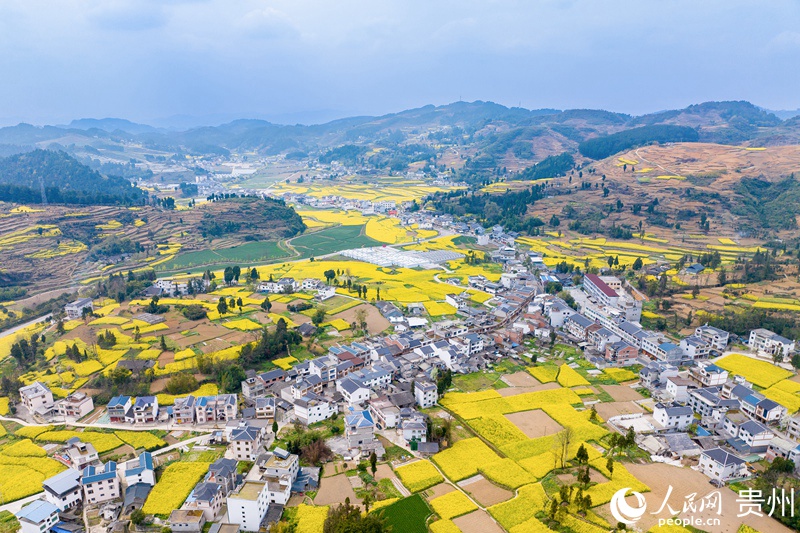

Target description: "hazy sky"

left=1, top=0, right=799, bottom=126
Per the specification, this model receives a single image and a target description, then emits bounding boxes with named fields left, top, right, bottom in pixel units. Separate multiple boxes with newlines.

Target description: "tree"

left=625, top=426, right=636, bottom=447
left=606, top=457, right=614, bottom=477
left=322, top=498, right=386, bottom=533
left=555, top=427, right=573, bottom=469
left=261, top=297, right=272, bottom=312
left=717, top=266, right=727, bottom=286
left=217, top=297, right=228, bottom=315
left=632, top=257, right=643, bottom=271
left=576, top=444, right=589, bottom=465
left=312, top=308, right=327, bottom=326
left=130, top=509, right=145, bottom=526
left=166, top=373, right=198, bottom=394
left=354, top=308, right=368, bottom=333
left=237, top=297, right=243, bottom=309
left=369, top=451, right=377, bottom=475
left=589, top=405, right=598, bottom=422
left=160, top=335, right=167, bottom=351
left=272, top=420, right=279, bottom=434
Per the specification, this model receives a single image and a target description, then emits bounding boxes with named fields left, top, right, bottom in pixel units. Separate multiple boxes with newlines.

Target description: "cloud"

left=768, top=31, right=800, bottom=51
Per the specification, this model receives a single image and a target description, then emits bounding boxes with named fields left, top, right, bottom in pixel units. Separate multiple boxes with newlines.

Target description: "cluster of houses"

left=613, top=357, right=800, bottom=485
left=15, top=420, right=312, bottom=533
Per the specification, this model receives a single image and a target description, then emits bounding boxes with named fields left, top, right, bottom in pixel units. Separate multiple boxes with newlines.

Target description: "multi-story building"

left=19, top=382, right=54, bottom=413
left=603, top=341, right=639, bottom=367
left=687, top=387, right=739, bottom=422
left=122, top=452, right=155, bottom=486
left=254, top=397, right=276, bottom=420
left=133, top=396, right=158, bottom=423
left=107, top=396, right=132, bottom=423
left=689, top=362, right=729, bottom=387
left=42, top=469, right=83, bottom=511
left=195, top=394, right=238, bottom=423
left=695, top=325, right=730, bottom=352
left=698, top=448, right=747, bottom=482
left=749, top=329, right=796, bottom=358
left=679, top=336, right=711, bottom=360
left=564, top=314, right=595, bottom=341
left=226, top=481, right=270, bottom=532
left=229, top=422, right=264, bottom=461
left=293, top=394, right=334, bottom=425
left=653, top=402, right=694, bottom=430
left=185, top=482, right=225, bottom=521
left=207, top=458, right=239, bottom=494
left=344, top=409, right=376, bottom=449
left=55, top=392, right=94, bottom=419
left=15, top=500, right=60, bottom=533
left=169, top=509, right=206, bottom=533
left=82, top=461, right=120, bottom=504
left=337, top=378, right=371, bottom=405
left=641, top=336, right=683, bottom=363
left=583, top=274, right=619, bottom=308
left=665, top=376, right=694, bottom=403
left=723, top=413, right=773, bottom=452
left=173, top=395, right=197, bottom=424
left=65, top=439, right=99, bottom=470
left=414, top=380, right=437, bottom=408
left=64, top=298, right=93, bottom=320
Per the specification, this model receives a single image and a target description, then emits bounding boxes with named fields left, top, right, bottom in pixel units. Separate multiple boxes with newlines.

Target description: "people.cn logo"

left=610, top=487, right=647, bottom=525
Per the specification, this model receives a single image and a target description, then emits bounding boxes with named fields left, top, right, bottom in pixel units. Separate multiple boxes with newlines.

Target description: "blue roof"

left=705, top=364, right=723, bottom=373
left=82, top=461, right=117, bottom=484
left=108, top=396, right=130, bottom=408
left=659, top=342, right=679, bottom=351
left=16, top=500, right=59, bottom=523
left=134, top=396, right=156, bottom=407
left=126, top=452, right=153, bottom=476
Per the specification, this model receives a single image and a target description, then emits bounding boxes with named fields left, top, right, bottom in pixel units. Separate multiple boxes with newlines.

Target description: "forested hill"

left=0, top=149, right=147, bottom=205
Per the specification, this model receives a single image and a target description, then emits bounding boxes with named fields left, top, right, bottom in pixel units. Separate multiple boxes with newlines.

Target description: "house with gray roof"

left=698, top=448, right=747, bottom=482
left=42, top=468, right=82, bottom=511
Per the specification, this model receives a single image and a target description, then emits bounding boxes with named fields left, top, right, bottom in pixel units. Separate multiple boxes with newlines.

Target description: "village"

left=6, top=216, right=800, bottom=533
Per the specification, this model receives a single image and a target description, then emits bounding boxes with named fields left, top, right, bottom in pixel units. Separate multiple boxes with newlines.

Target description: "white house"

left=122, top=452, right=155, bottom=486
left=82, top=461, right=121, bottom=505
left=723, top=413, right=774, bottom=451
left=665, top=376, right=694, bottom=403
left=226, top=481, right=270, bottom=532
left=695, top=325, right=730, bottom=352
left=336, top=377, right=371, bottom=405
left=653, top=402, right=694, bottom=430
left=293, top=395, right=334, bottom=425
left=316, top=287, right=336, bottom=301
left=229, top=422, right=265, bottom=461
left=64, top=439, right=99, bottom=470
left=42, top=469, right=83, bottom=511
left=15, top=500, right=60, bottom=533
left=169, top=509, right=206, bottom=533
left=698, top=448, right=747, bottom=482
left=56, top=392, right=94, bottom=419
left=414, top=380, right=437, bottom=408
left=133, top=396, right=158, bottom=423
left=19, top=382, right=54, bottom=413
left=689, top=362, right=729, bottom=387
left=749, top=328, right=796, bottom=359
left=64, top=298, right=94, bottom=320
left=679, top=336, right=711, bottom=360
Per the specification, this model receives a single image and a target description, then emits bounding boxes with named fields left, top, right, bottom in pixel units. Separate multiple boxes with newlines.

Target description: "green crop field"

left=378, top=494, right=431, bottom=533
left=156, top=241, right=291, bottom=271
left=291, top=225, right=382, bottom=258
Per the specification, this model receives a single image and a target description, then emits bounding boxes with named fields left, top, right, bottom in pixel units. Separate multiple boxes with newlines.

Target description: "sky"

left=1, top=0, right=799, bottom=127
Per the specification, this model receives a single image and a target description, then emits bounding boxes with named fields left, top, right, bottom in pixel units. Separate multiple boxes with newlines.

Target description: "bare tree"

left=555, top=427, right=574, bottom=469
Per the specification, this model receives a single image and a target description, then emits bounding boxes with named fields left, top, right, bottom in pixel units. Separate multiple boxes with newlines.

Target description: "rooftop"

left=233, top=481, right=264, bottom=501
